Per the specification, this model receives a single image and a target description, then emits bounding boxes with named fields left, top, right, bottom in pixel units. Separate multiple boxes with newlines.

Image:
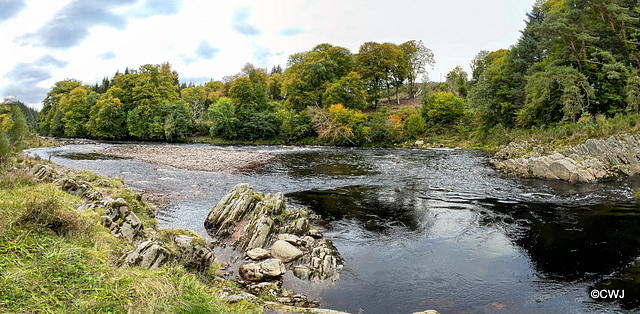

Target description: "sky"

left=1, top=0, right=537, bottom=109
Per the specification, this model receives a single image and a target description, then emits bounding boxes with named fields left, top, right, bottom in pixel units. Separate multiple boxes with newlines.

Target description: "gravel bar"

left=98, top=145, right=276, bottom=172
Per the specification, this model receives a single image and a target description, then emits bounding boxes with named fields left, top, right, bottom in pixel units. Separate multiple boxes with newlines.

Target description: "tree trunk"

left=395, top=83, right=400, bottom=105
left=386, top=83, right=391, bottom=104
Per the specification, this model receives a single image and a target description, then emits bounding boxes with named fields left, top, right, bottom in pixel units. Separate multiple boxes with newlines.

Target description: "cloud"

left=14, top=0, right=137, bottom=49
left=97, top=51, right=117, bottom=60
left=0, top=0, right=27, bottom=23
left=251, top=43, right=273, bottom=67
left=231, top=7, right=261, bottom=37
left=279, top=27, right=305, bottom=37
left=130, top=0, right=183, bottom=18
left=195, top=40, right=220, bottom=60
left=2, top=55, right=68, bottom=104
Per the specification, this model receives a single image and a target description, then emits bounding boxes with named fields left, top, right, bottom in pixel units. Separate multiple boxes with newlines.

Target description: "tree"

left=322, top=72, right=368, bottom=110
left=10, top=104, right=28, bottom=150
left=86, top=94, right=127, bottom=139
left=401, top=40, right=435, bottom=98
left=0, top=130, right=10, bottom=163
left=446, top=66, right=468, bottom=98
left=267, top=73, right=283, bottom=100
left=422, top=91, right=465, bottom=125
left=208, top=97, right=238, bottom=140
left=61, top=86, right=90, bottom=137
left=627, top=71, right=640, bottom=114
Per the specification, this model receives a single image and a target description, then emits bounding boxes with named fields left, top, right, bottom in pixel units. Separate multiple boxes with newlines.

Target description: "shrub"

left=421, top=91, right=465, bottom=125
left=404, top=113, right=426, bottom=139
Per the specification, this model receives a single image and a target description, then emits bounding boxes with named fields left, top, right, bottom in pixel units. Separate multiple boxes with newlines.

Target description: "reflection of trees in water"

left=287, top=185, right=425, bottom=234
left=486, top=200, right=640, bottom=282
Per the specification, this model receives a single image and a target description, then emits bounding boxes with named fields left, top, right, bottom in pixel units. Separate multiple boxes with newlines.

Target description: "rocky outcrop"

left=205, top=184, right=343, bottom=284
left=173, top=234, right=216, bottom=272
left=54, top=178, right=103, bottom=201
left=29, top=164, right=58, bottom=182
left=491, top=135, right=640, bottom=182
left=101, top=198, right=145, bottom=240
left=118, top=240, right=171, bottom=269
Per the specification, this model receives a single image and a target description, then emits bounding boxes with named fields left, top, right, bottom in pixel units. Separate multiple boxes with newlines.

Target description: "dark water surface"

left=29, top=143, right=640, bottom=313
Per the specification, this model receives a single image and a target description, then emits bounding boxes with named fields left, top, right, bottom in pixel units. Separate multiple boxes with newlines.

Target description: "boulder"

left=239, top=258, right=286, bottom=281
left=413, top=311, right=440, bottom=314
left=246, top=248, right=271, bottom=261
left=308, top=229, right=323, bottom=239
left=101, top=198, right=144, bottom=240
left=173, top=235, right=215, bottom=271
left=278, top=233, right=305, bottom=246
left=271, top=240, right=303, bottom=262
left=119, top=240, right=170, bottom=269
left=219, top=291, right=256, bottom=303
left=29, top=164, right=58, bottom=182
left=54, top=178, right=103, bottom=201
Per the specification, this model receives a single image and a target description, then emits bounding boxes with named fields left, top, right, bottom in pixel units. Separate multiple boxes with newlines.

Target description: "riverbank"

left=98, top=145, right=276, bottom=172
left=0, top=156, right=347, bottom=313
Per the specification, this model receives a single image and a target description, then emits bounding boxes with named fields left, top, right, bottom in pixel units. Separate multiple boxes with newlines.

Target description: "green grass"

left=0, top=163, right=263, bottom=313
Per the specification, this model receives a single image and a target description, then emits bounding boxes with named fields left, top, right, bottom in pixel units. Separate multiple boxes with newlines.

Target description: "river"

left=29, top=142, right=640, bottom=313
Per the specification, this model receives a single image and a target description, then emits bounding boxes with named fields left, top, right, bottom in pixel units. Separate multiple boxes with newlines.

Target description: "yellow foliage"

left=0, top=114, right=13, bottom=132
left=389, top=114, right=402, bottom=131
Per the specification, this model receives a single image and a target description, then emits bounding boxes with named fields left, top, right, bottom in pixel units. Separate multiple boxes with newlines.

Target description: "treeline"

left=0, top=100, right=30, bottom=162
left=36, top=41, right=437, bottom=145
left=467, top=0, right=640, bottom=134
left=37, top=0, right=640, bottom=147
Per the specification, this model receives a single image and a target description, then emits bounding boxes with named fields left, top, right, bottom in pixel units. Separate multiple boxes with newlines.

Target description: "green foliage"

left=366, top=112, right=393, bottom=143
left=404, top=113, right=426, bottom=139
left=208, top=97, right=238, bottom=140
left=0, top=130, right=10, bottom=163
left=422, top=92, right=465, bottom=125
left=323, top=72, right=368, bottom=110
left=86, top=94, right=127, bottom=139
left=276, top=107, right=313, bottom=142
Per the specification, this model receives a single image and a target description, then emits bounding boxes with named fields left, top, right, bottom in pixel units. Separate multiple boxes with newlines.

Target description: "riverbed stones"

left=119, top=240, right=170, bottom=269
left=246, top=248, right=271, bottom=260
left=271, top=240, right=304, bottom=262
left=99, top=145, right=275, bottom=173
left=239, top=258, right=286, bottom=281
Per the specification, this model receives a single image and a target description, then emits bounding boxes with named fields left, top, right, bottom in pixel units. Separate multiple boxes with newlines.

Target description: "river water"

left=29, top=142, right=640, bottom=313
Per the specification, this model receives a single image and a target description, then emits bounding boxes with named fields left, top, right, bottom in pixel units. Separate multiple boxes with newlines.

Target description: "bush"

left=421, top=91, right=465, bottom=125
left=366, top=112, right=393, bottom=143
left=0, top=130, right=10, bottom=162
left=404, top=113, right=426, bottom=139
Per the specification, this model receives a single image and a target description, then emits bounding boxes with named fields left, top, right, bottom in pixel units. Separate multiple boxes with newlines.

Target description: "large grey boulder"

left=270, top=240, right=303, bottom=262
left=246, top=248, right=271, bottom=261
left=101, top=198, right=144, bottom=240
left=119, top=240, right=170, bottom=269
left=239, top=258, right=286, bottom=281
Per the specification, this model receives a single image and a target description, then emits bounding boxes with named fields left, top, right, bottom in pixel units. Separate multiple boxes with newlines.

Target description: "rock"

left=246, top=248, right=271, bottom=261
left=219, top=291, right=256, bottom=303
left=239, top=258, right=286, bottom=281
left=308, top=229, right=323, bottom=239
left=276, top=289, right=321, bottom=308
left=173, top=235, right=215, bottom=271
left=413, top=311, right=440, bottom=314
left=54, top=178, right=103, bottom=201
left=101, top=198, right=144, bottom=240
left=119, top=240, right=170, bottom=269
left=29, top=164, right=58, bottom=182
left=293, top=239, right=342, bottom=281
left=493, top=135, right=640, bottom=183
left=415, top=140, right=424, bottom=146
left=271, top=240, right=304, bottom=262
left=278, top=233, right=305, bottom=246
left=204, top=184, right=285, bottom=251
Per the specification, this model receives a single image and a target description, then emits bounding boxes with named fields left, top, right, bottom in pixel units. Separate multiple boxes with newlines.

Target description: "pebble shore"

left=98, top=145, right=276, bottom=172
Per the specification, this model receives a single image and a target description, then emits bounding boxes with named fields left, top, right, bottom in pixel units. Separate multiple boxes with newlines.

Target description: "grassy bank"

left=0, top=158, right=261, bottom=313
